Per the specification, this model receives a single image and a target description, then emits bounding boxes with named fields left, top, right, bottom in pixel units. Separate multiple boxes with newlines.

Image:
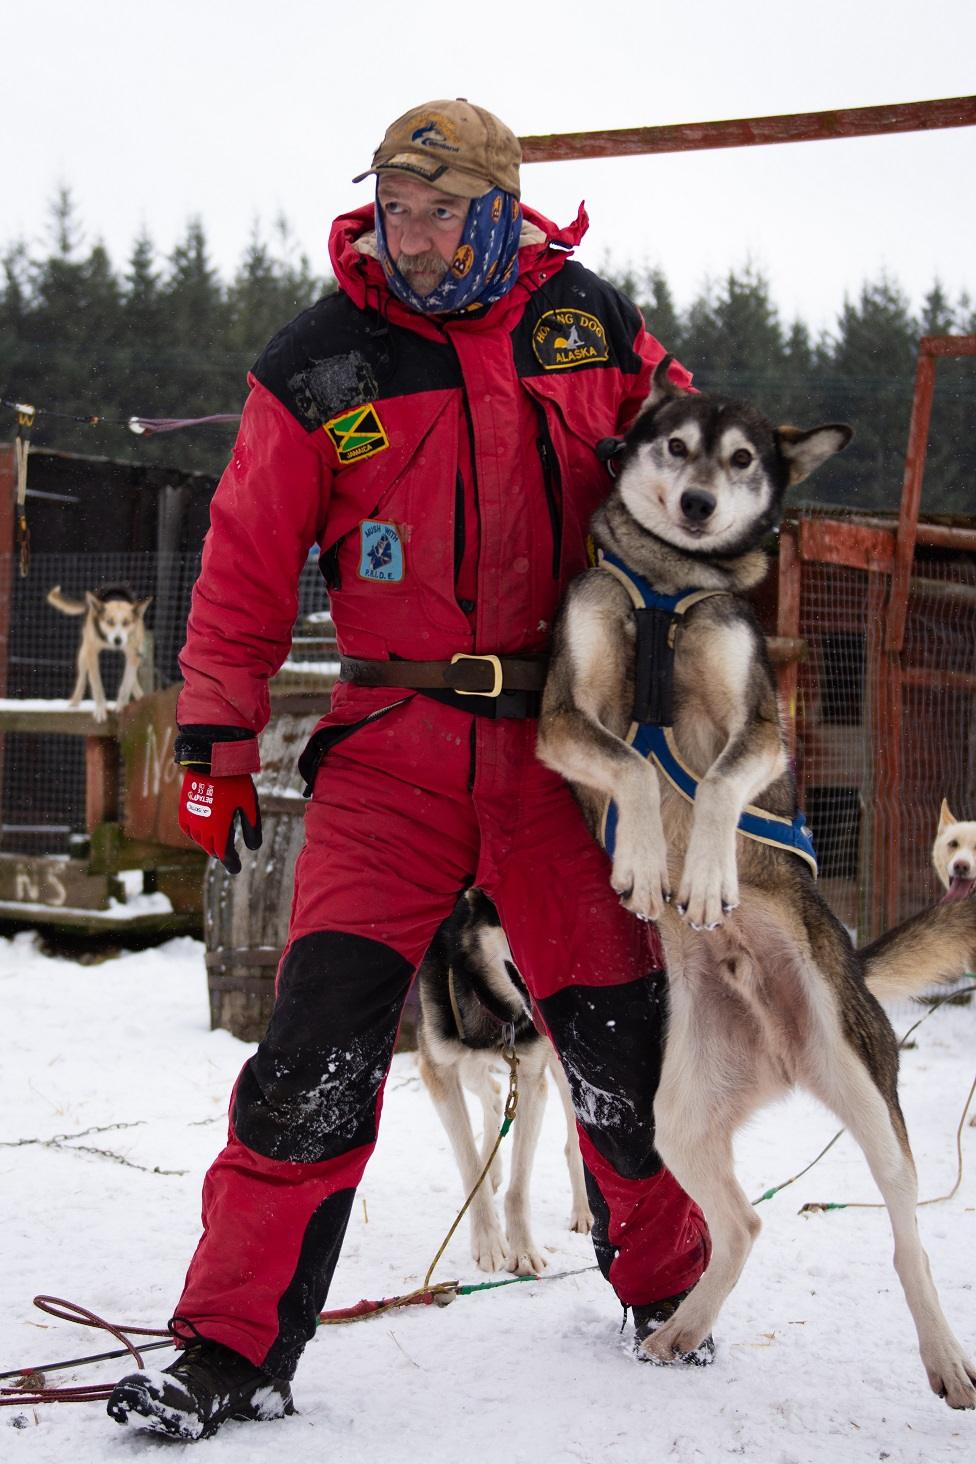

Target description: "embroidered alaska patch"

left=358, top=520, right=404, bottom=582
left=532, top=308, right=609, bottom=371
left=324, top=403, right=390, bottom=463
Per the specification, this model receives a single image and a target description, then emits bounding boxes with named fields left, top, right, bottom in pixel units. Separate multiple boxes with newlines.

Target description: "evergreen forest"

left=2, top=190, right=974, bottom=515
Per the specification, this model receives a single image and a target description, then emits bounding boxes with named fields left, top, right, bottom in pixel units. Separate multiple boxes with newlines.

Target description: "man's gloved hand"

left=178, top=771, right=262, bottom=875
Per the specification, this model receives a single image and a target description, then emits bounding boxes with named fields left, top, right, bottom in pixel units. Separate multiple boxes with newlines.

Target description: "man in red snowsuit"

left=109, top=99, right=711, bottom=1441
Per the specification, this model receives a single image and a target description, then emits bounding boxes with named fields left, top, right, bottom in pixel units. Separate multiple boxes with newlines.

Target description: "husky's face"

left=615, top=358, right=852, bottom=558
left=87, top=591, right=151, bottom=650
left=933, top=799, right=976, bottom=901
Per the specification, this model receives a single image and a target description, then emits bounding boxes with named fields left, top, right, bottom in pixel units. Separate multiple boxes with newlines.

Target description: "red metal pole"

left=520, top=95, right=976, bottom=164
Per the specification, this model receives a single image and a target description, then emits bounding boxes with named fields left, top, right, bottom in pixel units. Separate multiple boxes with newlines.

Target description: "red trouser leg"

left=173, top=701, right=480, bottom=1377
left=474, top=717, right=710, bottom=1307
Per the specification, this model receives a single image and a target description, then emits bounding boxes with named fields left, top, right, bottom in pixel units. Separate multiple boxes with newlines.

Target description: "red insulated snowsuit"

left=172, top=201, right=709, bottom=1379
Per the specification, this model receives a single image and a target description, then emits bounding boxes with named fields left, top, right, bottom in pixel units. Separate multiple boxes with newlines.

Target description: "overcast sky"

left=7, top=0, right=975, bottom=335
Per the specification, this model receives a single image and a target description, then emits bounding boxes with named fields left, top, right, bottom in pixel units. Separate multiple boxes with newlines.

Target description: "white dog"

left=932, top=799, right=976, bottom=901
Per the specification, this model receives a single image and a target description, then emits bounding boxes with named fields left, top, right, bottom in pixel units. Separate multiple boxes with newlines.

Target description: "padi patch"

left=323, top=403, right=390, bottom=464
left=532, top=308, right=609, bottom=371
left=358, top=520, right=404, bottom=582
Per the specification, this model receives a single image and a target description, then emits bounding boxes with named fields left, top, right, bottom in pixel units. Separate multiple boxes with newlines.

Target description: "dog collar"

left=596, top=549, right=818, bottom=877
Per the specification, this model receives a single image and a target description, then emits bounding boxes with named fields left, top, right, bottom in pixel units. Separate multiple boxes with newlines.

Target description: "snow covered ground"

left=1, top=930, right=974, bottom=1462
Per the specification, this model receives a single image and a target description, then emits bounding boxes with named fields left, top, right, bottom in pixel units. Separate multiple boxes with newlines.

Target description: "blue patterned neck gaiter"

left=374, top=186, right=522, bottom=315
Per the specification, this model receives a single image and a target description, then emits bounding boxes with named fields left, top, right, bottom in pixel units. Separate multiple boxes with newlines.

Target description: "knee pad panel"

left=233, top=932, right=413, bottom=1162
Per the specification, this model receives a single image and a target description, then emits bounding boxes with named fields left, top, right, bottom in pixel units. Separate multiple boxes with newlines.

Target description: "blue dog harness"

left=596, top=549, right=818, bottom=877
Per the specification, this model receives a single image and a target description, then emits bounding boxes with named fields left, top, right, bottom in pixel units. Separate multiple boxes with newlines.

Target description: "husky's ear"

left=776, top=423, right=853, bottom=486
left=85, top=590, right=103, bottom=612
left=135, top=596, right=153, bottom=619
left=635, top=354, right=693, bottom=420
left=939, top=797, right=958, bottom=832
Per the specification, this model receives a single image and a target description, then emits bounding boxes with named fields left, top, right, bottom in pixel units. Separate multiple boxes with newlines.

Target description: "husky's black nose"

left=680, top=489, right=716, bottom=525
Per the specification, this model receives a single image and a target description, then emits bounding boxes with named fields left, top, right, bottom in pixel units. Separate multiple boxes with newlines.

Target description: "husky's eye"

left=730, top=448, right=753, bottom=469
left=948, top=839, right=959, bottom=849
left=667, top=437, right=687, bottom=458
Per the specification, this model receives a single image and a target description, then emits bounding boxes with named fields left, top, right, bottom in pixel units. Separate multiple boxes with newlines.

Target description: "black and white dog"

left=416, top=888, right=592, bottom=1275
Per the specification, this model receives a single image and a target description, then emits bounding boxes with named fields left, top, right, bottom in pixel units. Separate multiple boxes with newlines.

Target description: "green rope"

left=752, top=979, right=976, bottom=1210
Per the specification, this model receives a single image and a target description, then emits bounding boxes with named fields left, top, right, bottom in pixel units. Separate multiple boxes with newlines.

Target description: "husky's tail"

left=46, top=586, right=87, bottom=616
left=861, top=900, right=976, bottom=1001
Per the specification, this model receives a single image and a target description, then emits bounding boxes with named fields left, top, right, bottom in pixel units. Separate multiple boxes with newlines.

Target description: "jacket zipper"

left=533, top=402, right=563, bottom=578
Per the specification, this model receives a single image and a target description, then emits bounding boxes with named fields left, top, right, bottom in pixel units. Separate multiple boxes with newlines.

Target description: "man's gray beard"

left=398, top=251, right=450, bottom=297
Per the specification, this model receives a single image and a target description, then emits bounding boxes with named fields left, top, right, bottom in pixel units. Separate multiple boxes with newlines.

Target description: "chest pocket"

left=322, top=389, right=465, bottom=636
left=521, top=375, right=623, bottom=576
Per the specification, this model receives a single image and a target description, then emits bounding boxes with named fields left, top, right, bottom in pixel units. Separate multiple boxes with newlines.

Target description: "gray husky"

left=536, top=358, right=976, bottom=1408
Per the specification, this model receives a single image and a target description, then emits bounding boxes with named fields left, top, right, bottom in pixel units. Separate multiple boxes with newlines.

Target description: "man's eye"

left=433, top=208, right=456, bottom=221
left=383, top=201, right=404, bottom=215
left=730, top=448, right=753, bottom=469
left=668, top=438, right=687, bottom=458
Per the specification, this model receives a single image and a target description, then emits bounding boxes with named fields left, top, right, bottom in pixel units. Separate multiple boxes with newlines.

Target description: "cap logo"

left=532, top=308, right=610, bottom=372
left=409, top=115, right=461, bottom=153
left=323, top=403, right=390, bottom=463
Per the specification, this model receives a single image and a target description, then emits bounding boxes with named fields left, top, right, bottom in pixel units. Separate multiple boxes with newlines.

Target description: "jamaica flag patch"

left=323, top=403, right=390, bottom=463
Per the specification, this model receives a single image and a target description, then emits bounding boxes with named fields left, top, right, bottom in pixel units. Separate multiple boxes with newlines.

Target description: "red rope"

left=0, top=1296, right=171, bottom=1408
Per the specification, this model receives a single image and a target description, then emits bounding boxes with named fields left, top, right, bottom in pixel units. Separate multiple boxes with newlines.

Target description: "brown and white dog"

left=933, top=799, right=976, bottom=902
left=537, top=358, right=976, bottom=1406
left=47, top=584, right=152, bottom=723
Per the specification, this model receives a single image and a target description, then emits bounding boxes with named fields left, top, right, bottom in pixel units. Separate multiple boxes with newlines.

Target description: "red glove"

left=178, top=772, right=262, bottom=875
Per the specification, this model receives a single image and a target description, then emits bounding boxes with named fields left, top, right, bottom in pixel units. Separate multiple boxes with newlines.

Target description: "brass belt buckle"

left=450, top=652, right=503, bottom=697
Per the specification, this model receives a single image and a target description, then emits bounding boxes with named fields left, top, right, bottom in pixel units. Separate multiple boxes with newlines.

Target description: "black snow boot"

left=631, top=1288, right=716, bottom=1366
left=106, top=1338, right=294, bottom=1440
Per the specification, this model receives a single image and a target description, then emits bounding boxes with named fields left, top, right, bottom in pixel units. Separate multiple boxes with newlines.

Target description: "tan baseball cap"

left=353, top=99, right=521, bottom=199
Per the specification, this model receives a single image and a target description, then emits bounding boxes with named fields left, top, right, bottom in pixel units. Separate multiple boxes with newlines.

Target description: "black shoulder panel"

left=253, top=293, right=461, bottom=432
left=512, top=262, right=645, bottom=379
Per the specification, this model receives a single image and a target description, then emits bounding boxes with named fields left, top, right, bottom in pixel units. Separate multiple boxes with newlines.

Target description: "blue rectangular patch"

left=358, top=520, right=404, bottom=582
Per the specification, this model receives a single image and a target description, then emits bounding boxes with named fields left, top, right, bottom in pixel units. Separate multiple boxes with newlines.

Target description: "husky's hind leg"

left=418, top=1050, right=508, bottom=1273
left=642, top=980, right=764, bottom=1361
left=502, top=1041, right=549, bottom=1275
left=645, top=1101, right=760, bottom=1361
left=807, top=1038, right=976, bottom=1409
left=547, top=1044, right=594, bottom=1234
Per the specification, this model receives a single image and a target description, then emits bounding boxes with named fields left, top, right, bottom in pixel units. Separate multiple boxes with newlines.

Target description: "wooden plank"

left=85, top=736, right=120, bottom=830
left=118, top=684, right=187, bottom=847
left=0, top=702, right=118, bottom=735
left=519, top=95, right=976, bottom=164
left=0, top=851, right=117, bottom=911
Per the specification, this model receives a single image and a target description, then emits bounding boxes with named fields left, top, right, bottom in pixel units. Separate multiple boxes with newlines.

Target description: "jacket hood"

left=328, top=201, right=590, bottom=322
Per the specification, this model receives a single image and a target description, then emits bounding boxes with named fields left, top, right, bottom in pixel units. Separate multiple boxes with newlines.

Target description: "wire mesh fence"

left=0, top=551, right=336, bottom=854
left=793, top=535, right=976, bottom=944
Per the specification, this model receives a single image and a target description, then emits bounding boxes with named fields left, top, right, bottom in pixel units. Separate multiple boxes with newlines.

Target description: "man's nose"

left=400, top=217, right=433, bottom=253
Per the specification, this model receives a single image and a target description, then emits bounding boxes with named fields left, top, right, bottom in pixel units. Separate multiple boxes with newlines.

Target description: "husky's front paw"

left=470, top=1221, right=509, bottom=1273
left=611, top=822, right=670, bottom=921
left=569, top=1200, right=594, bottom=1234
left=92, top=702, right=109, bottom=725
left=504, top=1238, right=547, bottom=1276
left=676, top=856, right=738, bottom=930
